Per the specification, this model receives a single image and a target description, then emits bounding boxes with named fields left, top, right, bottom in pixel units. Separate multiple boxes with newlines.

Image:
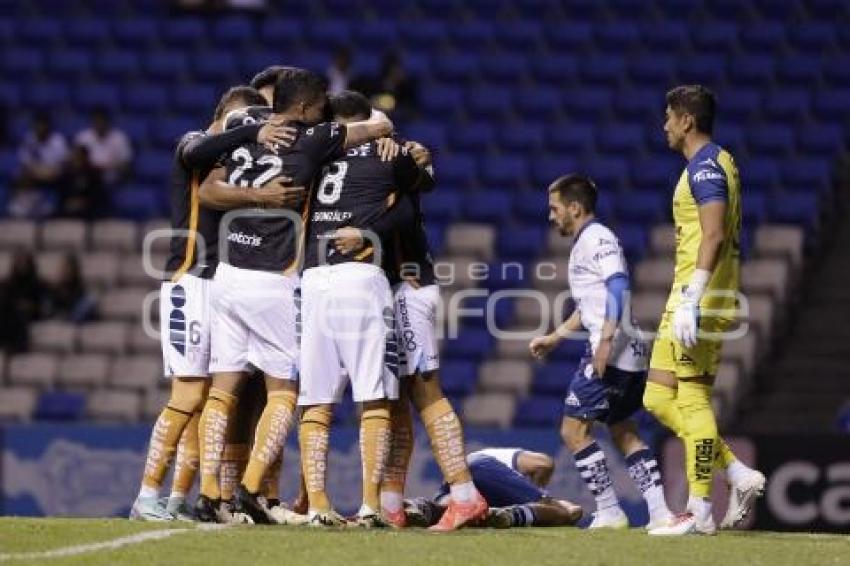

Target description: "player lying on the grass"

left=529, top=174, right=674, bottom=531
left=131, top=85, right=300, bottom=522
left=296, top=90, right=439, bottom=528
left=194, top=69, right=394, bottom=524
left=330, top=110, right=489, bottom=531
left=404, top=447, right=582, bottom=528
left=644, top=85, right=764, bottom=536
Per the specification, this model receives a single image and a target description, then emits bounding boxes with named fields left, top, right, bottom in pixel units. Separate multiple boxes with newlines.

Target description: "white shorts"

left=395, top=283, right=440, bottom=377
left=209, top=262, right=299, bottom=380
left=298, top=263, right=398, bottom=405
left=160, top=274, right=212, bottom=378
left=468, top=448, right=523, bottom=472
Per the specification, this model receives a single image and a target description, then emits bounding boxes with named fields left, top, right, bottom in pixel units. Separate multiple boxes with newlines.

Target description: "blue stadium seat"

left=212, top=16, right=256, bottom=46
left=498, top=226, right=545, bottom=260
left=135, top=151, right=173, bottom=183
left=594, top=22, right=640, bottom=51
left=424, top=192, right=462, bottom=223
left=481, top=53, right=527, bottom=83
left=419, top=85, right=464, bottom=116
left=631, top=157, right=679, bottom=192
left=442, top=328, right=494, bottom=361
left=354, top=20, right=400, bottom=48
left=112, top=19, right=160, bottom=47
left=597, top=125, right=643, bottom=155
left=782, top=159, right=832, bottom=194
left=499, top=123, right=544, bottom=152
left=75, top=83, right=121, bottom=111
left=580, top=55, right=626, bottom=85
left=742, top=193, right=768, bottom=225
left=480, top=155, right=529, bottom=189
left=439, top=360, right=478, bottom=396
left=65, top=19, right=110, bottom=46
left=823, top=55, right=850, bottom=87
left=531, top=156, right=580, bottom=187
left=514, top=397, right=563, bottom=428
left=788, top=22, right=837, bottom=52
left=748, top=125, right=795, bottom=155
left=677, top=54, right=726, bottom=84
left=462, top=190, right=512, bottom=222
left=152, top=117, right=197, bottom=148
left=722, top=88, right=762, bottom=120
left=798, top=123, right=845, bottom=156
left=743, top=158, right=780, bottom=192
left=124, top=84, right=168, bottom=113
left=484, top=260, right=530, bottom=291
left=495, top=20, right=542, bottom=50
left=31, top=82, right=71, bottom=108
left=533, top=362, right=576, bottom=395
left=691, top=22, right=738, bottom=51
left=616, top=223, right=650, bottom=261
left=640, top=21, right=688, bottom=50
left=449, top=20, right=495, bottom=48
left=18, top=19, right=62, bottom=44
left=514, top=87, right=561, bottom=121
left=465, top=88, right=513, bottom=119
left=259, top=19, right=304, bottom=49
left=34, top=392, right=86, bottom=421
left=3, top=48, right=43, bottom=76
left=777, top=55, right=822, bottom=85
left=762, top=90, right=810, bottom=121
left=740, top=21, right=786, bottom=51
left=512, top=190, right=548, bottom=223
left=563, top=89, right=612, bottom=122
left=437, top=154, right=478, bottom=188
left=112, top=186, right=163, bottom=219
left=397, top=20, right=448, bottom=47
left=544, top=21, right=592, bottom=50
left=194, top=50, right=238, bottom=82
left=404, top=122, right=447, bottom=150
left=425, top=223, right=446, bottom=255
left=48, top=49, right=93, bottom=77
left=96, top=50, right=141, bottom=79
left=546, top=124, right=595, bottom=153
left=118, top=117, right=150, bottom=144
left=769, top=192, right=820, bottom=231
left=614, top=192, right=667, bottom=224
left=813, top=90, right=850, bottom=119
left=0, top=83, right=20, bottom=107
left=629, top=54, right=676, bottom=83
left=143, top=51, right=188, bottom=80
left=581, top=158, right=628, bottom=191
left=530, top=55, right=579, bottom=85
left=728, top=55, right=776, bottom=85
left=162, top=18, right=206, bottom=46
left=614, top=89, right=662, bottom=120
left=449, top=122, right=494, bottom=152
left=715, top=123, right=745, bottom=153
left=551, top=339, right=588, bottom=361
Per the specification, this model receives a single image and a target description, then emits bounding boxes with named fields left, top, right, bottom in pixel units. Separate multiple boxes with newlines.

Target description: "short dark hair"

left=666, top=84, right=716, bottom=135
left=548, top=173, right=598, bottom=213
left=249, top=65, right=296, bottom=91
left=330, top=90, right=371, bottom=121
left=214, top=86, right=266, bottom=121
left=272, top=68, right=328, bottom=113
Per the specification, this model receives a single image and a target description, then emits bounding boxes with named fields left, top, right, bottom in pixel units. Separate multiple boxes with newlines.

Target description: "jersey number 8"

left=317, top=161, right=349, bottom=205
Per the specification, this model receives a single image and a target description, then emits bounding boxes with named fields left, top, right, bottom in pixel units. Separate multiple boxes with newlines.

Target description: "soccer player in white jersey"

left=529, top=174, right=674, bottom=530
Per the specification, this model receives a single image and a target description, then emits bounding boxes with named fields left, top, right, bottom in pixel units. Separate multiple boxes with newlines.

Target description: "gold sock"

left=142, top=405, right=193, bottom=491
left=170, top=411, right=200, bottom=496
left=676, top=380, right=718, bottom=498
left=242, top=390, right=297, bottom=494
left=421, top=397, right=471, bottom=485
left=644, top=381, right=738, bottom=471
left=360, top=403, right=391, bottom=511
left=198, top=388, right=237, bottom=499
left=299, top=405, right=333, bottom=512
left=219, top=443, right=249, bottom=501
left=382, top=398, right=414, bottom=497
left=263, top=450, right=283, bottom=501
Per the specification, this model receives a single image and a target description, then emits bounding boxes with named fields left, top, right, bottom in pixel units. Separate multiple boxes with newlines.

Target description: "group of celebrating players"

left=129, top=63, right=766, bottom=536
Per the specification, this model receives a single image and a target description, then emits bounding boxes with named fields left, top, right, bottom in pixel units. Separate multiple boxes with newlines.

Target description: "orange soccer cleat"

left=428, top=492, right=488, bottom=532
left=381, top=507, right=407, bottom=529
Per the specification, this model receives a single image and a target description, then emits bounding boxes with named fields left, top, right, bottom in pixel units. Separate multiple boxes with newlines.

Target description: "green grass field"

left=0, top=519, right=847, bottom=566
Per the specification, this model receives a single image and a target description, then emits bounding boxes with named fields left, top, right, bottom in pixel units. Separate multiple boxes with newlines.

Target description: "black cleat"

left=194, top=495, right=221, bottom=523
left=234, top=485, right=272, bottom=525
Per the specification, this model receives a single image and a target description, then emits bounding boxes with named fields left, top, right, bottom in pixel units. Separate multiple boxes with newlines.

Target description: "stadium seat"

left=435, top=154, right=477, bottom=187
left=130, top=325, right=160, bottom=355
left=546, top=230, right=573, bottom=256
left=497, top=225, right=544, bottom=260
left=29, top=321, right=77, bottom=353
left=96, top=50, right=141, bottom=79
left=99, top=288, right=154, bottom=321
left=162, top=18, right=206, bottom=46
left=118, top=253, right=161, bottom=286
left=634, top=257, right=674, bottom=292
left=530, top=256, right=569, bottom=290
left=80, top=252, right=121, bottom=289
left=544, top=21, right=592, bottom=51
left=91, top=220, right=138, bottom=252
left=35, top=252, right=67, bottom=285
left=677, top=54, right=726, bottom=84
left=629, top=54, right=676, bottom=84
left=461, top=190, right=510, bottom=223
left=112, top=19, right=160, bottom=47
left=8, top=353, right=58, bottom=388
left=449, top=122, right=493, bottom=152
left=478, top=360, right=532, bottom=395
left=0, top=387, right=37, bottom=421
left=463, top=392, right=515, bottom=428
left=722, top=331, right=759, bottom=377
left=439, top=360, right=479, bottom=396
left=111, top=355, right=161, bottom=391
left=742, top=258, right=791, bottom=306
left=442, top=328, right=494, bottom=361
left=0, top=251, right=12, bottom=280
left=713, top=362, right=743, bottom=413
left=0, top=220, right=37, bottom=250
left=40, top=219, right=88, bottom=251
left=143, top=387, right=169, bottom=421
left=79, top=321, right=131, bottom=354
left=755, top=225, right=804, bottom=270
left=630, top=292, right=668, bottom=329
left=768, top=192, right=820, bottom=231
left=65, top=19, right=111, bottom=46
left=514, top=397, right=563, bottom=428
left=745, top=293, right=776, bottom=345
left=445, top=224, right=496, bottom=260
left=532, top=361, right=577, bottom=396
left=87, top=389, right=141, bottom=421
left=34, top=391, right=87, bottom=421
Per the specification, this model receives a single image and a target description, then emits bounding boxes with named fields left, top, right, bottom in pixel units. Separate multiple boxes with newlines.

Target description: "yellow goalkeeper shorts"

left=649, top=312, right=734, bottom=379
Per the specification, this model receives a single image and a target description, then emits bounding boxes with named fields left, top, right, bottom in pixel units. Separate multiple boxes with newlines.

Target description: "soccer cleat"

left=193, top=494, right=222, bottom=523
left=721, top=469, right=766, bottom=529
left=354, top=505, right=392, bottom=529
left=484, top=507, right=513, bottom=529
left=587, top=508, right=629, bottom=530
left=165, top=496, right=196, bottom=522
left=648, top=511, right=715, bottom=536
left=265, top=499, right=310, bottom=526
left=403, top=498, right=438, bottom=528
left=381, top=507, right=407, bottom=529
left=644, top=512, right=675, bottom=532
left=428, top=492, right=489, bottom=532
left=308, top=509, right=350, bottom=528
left=233, top=485, right=272, bottom=525
left=129, top=496, right=174, bottom=521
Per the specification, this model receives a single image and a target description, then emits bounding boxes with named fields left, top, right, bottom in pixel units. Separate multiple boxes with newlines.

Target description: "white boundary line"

left=0, top=524, right=229, bottom=562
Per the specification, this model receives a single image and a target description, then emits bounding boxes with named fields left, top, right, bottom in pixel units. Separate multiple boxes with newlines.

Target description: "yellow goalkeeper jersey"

left=666, top=141, right=741, bottom=316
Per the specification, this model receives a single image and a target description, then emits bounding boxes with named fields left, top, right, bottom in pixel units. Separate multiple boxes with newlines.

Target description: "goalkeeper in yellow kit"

left=645, top=85, right=765, bottom=536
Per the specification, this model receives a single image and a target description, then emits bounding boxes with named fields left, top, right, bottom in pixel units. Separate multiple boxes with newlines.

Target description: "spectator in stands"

left=74, top=106, right=133, bottom=186
left=58, top=144, right=105, bottom=219
left=9, top=112, right=68, bottom=218
left=44, top=254, right=96, bottom=323
left=0, top=251, right=45, bottom=352
left=327, top=47, right=353, bottom=96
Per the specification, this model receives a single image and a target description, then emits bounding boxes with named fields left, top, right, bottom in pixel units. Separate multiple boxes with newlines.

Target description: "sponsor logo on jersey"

left=692, top=168, right=724, bottom=183
left=592, top=249, right=619, bottom=262
left=227, top=231, right=263, bottom=246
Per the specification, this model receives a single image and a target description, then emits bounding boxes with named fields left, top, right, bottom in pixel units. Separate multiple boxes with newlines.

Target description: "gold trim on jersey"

left=171, top=172, right=200, bottom=282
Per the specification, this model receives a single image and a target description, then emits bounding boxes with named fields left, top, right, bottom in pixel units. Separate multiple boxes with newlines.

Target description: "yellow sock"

left=263, top=450, right=283, bottom=501
left=198, top=388, right=237, bottom=499
left=421, top=397, right=471, bottom=485
left=219, top=443, right=249, bottom=501
left=644, top=381, right=738, bottom=471
left=142, top=405, right=193, bottom=491
left=300, top=405, right=333, bottom=512
left=170, top=411, right=200, bottom=496
left=243, top=390, right=297, bottom=493
left=382, top=398, right=414, bottom=497
left=360, top=403, right=391, bottom=512
left=676, top=380, right=718, bottom=498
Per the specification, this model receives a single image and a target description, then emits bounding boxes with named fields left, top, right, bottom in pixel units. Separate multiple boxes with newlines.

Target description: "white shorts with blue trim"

left=160, top=274, right=212, bottom=378
left=395, top=282, right=440, bottom=377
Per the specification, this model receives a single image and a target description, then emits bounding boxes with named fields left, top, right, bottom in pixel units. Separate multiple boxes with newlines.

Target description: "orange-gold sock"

left=198, top=388, right=237, bottom=500
left=242, top=390, right=297, bottom=494
left=169, top=411, right=200, bottom=497
left=219, top=443, right=249, bottom=501
left=421, top=397, right=471, bottom=485
left=360, top=403, right=391, bottom=512
left=263, top=450, right=283, bottom=501
left=299, top=405, right=333, bottom=512
left=141, top=405, right=193, bottom=493
left=381, top=399, right=414, bottom=512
